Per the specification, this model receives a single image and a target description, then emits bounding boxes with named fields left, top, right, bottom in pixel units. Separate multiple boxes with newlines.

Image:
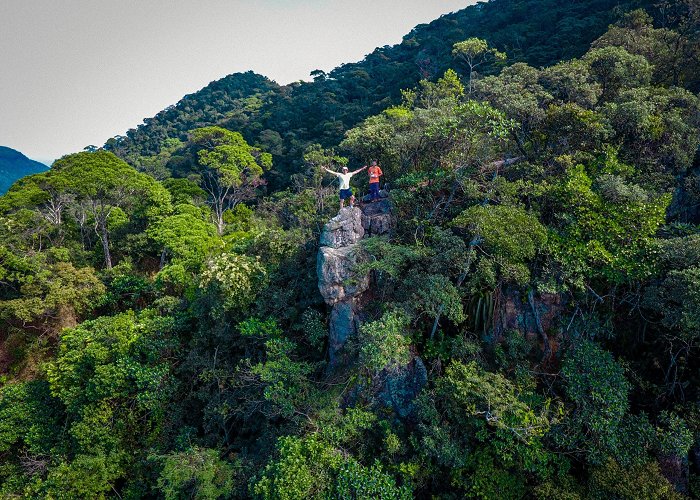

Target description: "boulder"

left=317, top=244, right=370, bottom=305
left=320, top=206, right=364, bottom=248
left=361, top=198, right=391, bottom=217
left=344, top=354, right=429, bottom=418
left=360, top=199, right=393, bottom=237
left=374, top=355, right=428, bottom=418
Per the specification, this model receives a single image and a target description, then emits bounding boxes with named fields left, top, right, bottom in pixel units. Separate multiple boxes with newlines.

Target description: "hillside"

left=0, top=146, right=48, bottom=194
left=107, top=0, right=656, bottom=187
left=2, top=0, right=700, bottom=497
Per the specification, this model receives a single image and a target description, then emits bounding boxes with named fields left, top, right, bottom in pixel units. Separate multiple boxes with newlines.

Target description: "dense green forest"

left=2, top=0, right=700, bottom=498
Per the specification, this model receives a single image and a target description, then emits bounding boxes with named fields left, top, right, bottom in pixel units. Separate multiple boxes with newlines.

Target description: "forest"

left=1, top=0, right=700, bottom=498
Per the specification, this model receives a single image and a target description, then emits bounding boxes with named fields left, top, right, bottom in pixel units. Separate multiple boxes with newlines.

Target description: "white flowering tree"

left=199, top=253, right=268, bottom=315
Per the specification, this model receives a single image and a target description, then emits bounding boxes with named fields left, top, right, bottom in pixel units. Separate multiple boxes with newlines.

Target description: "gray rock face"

left=318, top=201, right=397, bottom=369
left=343, top=354, right=428, bottom=419
left=320, top=207, right=364, bottom=248
left=328, top=300, right=361, bottom=366
left=374, top=355, right=428, bottom=418
left=317, top=245, right=370, bottom=305
left=317, top=197, right=425, bottom=416
left=360, top=199, right=393, bottom=237
left=318, top=206, right=369, bottom=368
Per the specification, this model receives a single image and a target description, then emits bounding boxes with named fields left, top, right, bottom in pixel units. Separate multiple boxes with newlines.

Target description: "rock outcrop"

left=317, top=199, right=427, bottom=417
left=320, top=207, right=365, bottom=248
left=373, top=355, right=428, bottom=418
left=498, top=289, right=565, bottom=362
left=317, top=245, right=370, bottom=304
left=317, top=200, right=393, bottom=368
left=317, top=207, right=369, bottom=367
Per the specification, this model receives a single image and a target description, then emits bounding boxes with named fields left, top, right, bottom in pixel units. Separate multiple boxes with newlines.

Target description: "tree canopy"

left=2, top=0, right=700, bottom=498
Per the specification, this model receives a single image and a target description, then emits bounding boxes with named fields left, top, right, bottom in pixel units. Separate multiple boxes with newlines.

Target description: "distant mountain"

left=0, top=147, right=49, bottom=194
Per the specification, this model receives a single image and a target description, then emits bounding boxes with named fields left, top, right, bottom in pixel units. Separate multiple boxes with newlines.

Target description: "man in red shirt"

left=367, top=160, right=383, bottom=201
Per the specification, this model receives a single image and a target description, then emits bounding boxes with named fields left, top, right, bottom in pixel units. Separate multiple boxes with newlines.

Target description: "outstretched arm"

left=321, top=166, right=338, bottom=176
left=350, top=166, right=368, bottom=176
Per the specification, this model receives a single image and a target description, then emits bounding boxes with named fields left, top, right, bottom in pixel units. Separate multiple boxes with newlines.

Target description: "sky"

left=0, top=0, right=472, bottom=164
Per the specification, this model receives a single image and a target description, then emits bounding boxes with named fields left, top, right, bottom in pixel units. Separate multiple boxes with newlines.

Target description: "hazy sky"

left=0, top=0, right=471, bottom=164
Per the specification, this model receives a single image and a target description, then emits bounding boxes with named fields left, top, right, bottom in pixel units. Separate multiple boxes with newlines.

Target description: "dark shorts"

left=339, top=188, right=353, bottom=200
left=369, top=183, right=380, bottom=198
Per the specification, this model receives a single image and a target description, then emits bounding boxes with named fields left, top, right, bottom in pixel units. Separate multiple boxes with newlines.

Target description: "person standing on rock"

left=367, top=160, right=383, bottom=202
left=322, top=164, right=367, bottom=209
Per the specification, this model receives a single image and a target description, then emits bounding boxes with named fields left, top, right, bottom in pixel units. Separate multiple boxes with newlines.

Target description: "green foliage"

left=644, top=266, right=700, bottom=342
left=156, top=446, right=238, bottom=500
left=250, top=336, right=317, bottom=420
left=588, top=459, right=683, bottom=499
left=342, top=73, right=512, bottom=178
left=148, top=207, right=222, bottom=270
left=163, top=177, right=207, bottom=205
left=253, top=434, right=410, bottom=499
left=655, top=411, right=693, bottom=458
left=5, top=2, right=700, bottom=497
left=417, top=361, right=561, bottom=497
left=359, top=238, right=424, bottom=278
left=584, top=46, right=653, bottom=100
left=358, top=311, right=412, bottom=374
left=405, top=272, right=465, bottom=326
left=454, top=204, right=547, bottom=286
left=0, top=253, right=104, bottom=333
left=190, top=126, right=271, bottom=234
left=452, top=38, right=507, bottom=92
left=562, top=341, right=630, bottom=428
left=439, top=362, right=553, bottom=445
left=545, top=161, right=670, bottom=287
left=37, top=310, right=177, bottom=496
left=557, top=341, right=657, bottom=466
left=199, top=252, right=268, bottom=314
left=0, top=381, right=63, bottom=482
left=455, top=204, right=546, bottom=262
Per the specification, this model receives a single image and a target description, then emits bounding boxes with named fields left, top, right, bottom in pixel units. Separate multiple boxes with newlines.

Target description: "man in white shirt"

left=322, top=164, right=367, bottom=209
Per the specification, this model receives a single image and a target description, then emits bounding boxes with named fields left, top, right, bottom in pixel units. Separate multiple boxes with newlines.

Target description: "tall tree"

left=190, top=126, right=272, bottom=234
left=52, top=151, right=170, bottom=269
left=452, top=38, right=506, bottom=93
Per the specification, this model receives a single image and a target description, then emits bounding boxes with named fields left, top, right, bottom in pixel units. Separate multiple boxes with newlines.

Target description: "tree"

left=41, top=310, right=177, bottom=497
left=358, top=311, right=413, bottom=374
left=190, top=126, right=272, bottom=234
left=592, top=8, right=695, bottom=88
left=583, top=46, right=652, bottom=101
left=0, top=254, right=105, bottom=336
left=452, top=38, right=506, bottom=93
left=52, top=151, right=171, bottom=269
left=254, top=434, right=410, bottom=499
left=198, top=252, right=268, bottom=315
left=0, top=172, right=73, bottom=244
left=147, top=205, right=221, bottom=271
left=156, top=447, right=239, bottom=500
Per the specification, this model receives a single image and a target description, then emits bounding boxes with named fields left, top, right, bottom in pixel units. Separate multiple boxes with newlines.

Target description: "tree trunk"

left=215, top=198, right=225, bottom=235
left=99, top=221, right=112, bottom=269
left=216, top=212, right=225, bottom=235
